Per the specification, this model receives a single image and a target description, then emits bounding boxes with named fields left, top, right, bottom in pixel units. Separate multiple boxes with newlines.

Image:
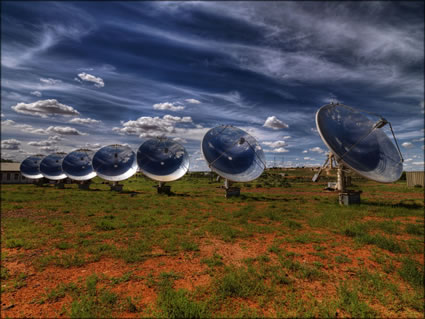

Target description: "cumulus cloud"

left=77, top=72, right=104, bottom=88
left=304, top=157, right=313, bottom=160
left=11, top=99, right=80, bottom=118
left=28, top=135, right=62, bottom=147
left=2, top=119, right=16, bottom=126
left=113, top=114, right=193, bottom=138
left=302, top=150, right=308, bottom=153
left=270, top=147, right=289, bottom=153
left=309, top=146, right=325, bottom=153
left=84, top=143, right=101, bottom=149
left=185, top=98, right=201, bottom=104
left=69, top=117, right=101, bottom=125
left=2, top=120, right=46, bottom=134
left=262, top=140, right=287, bottom=148
left=1, top=139, right=21, bottom=150
left=172, top=137, right=188, bottom=144
left=1, top=113, right=4, bottom=117
left=30, top=90, right=42, bottom=97
left=40, top=146, right=59, bottom=153
left=46, top=126, right=85, bottom=135
left=412, top=161, right=424, bottom=165
left=153, top=102, right=185, bottom=111
left=402, top=142, right=413, bottom=149
left=263, top=116, right=289, bottom=130
left=323, top=92, right=342, bottom=104
left=40, top=78, right=62, bottom=85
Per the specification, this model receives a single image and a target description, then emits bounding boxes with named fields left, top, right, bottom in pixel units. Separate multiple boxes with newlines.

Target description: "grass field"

left=1, top=168, right=424, bottom=318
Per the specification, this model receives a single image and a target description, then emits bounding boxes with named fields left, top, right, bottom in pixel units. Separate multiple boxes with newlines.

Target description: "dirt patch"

left=199, top=233, right=278, bottom=267
left=1, top=258, right=134, bottom=318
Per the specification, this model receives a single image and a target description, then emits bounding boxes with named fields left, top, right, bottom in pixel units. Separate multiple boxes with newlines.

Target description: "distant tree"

left=1, top=158, right=14, bottom=163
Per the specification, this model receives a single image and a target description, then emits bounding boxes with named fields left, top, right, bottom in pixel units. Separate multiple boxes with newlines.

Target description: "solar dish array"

left=20, top=110, right=404, bottom=187
left=202, top=125, right=266, bottom=182
left=316, top=104, right=403, bottom=183
left=20, top=138, right=191, bottom=184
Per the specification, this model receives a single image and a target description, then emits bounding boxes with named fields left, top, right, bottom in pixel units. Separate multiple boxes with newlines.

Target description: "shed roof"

left=1, top=163, right=21, bottom=172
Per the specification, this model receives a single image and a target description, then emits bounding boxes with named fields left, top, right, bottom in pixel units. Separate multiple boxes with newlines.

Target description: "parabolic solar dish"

left=62, top=149, right=97, bottom=181
left=201, top=125, right=266, bottom=182
left=92, top=144, right=137, bottom=182
left=39, top=152, right=68, bottom=180
left=316, top=103, right=403, bottom=183
left=137, top=137, right=189, bottom=182
left=20, top=154, right=44, bottom=179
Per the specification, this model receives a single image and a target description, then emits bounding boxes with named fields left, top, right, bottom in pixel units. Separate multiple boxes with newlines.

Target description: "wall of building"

left=0, top=171, right=33, bottom=184
left=406, top=171, right=425, bottom=187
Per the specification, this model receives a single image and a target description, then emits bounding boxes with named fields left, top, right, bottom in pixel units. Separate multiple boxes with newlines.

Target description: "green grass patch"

left=398, top=257, right=424, bottom=288
left=216, top=265, right=269, bottom=298
left=337, top=283, right=377, bottom=317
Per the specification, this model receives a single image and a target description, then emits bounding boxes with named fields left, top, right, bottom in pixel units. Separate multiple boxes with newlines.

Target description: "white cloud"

left=153, top=102, right=185, bottom=111
left=49, top=135, right=62, bottom=141
left=40, top=78, right=62, bottom=85
left=1, top=139, right=21, bottom=150
left=412, top=161, right=424, bottom=166
left=77, top=72, right=104, bottom=88
left=309, top=146, right=325, bottom=153
left=271, top=147, right=289, bottom=153
left=172, top=137, right=187, bottom=144
left=2, top=120, right=45, bottom=134
left=323, top=92, right=342, bottom=104
left=262, top=140, right=287, bottom=148
left=113, top=114, right=193, bottom=138
left=404, top=158, right=412, bottom=162
left=28, top=135, right=62, bottom=147
left=1, top=119, right=16, bottom=126
left=304, top=157, right=313, bottom=160
left=30, top=90, right=42, bottom=97
left=1, top=113, right=4, bottom=118
left=69, top=117, right=101, bottom=125
left=185, top=98, right=201, bottom=104
left=302, top=150, right=308, bottom=153
left=412, top=137, right=425, bottom=142
left=46, top=126, right=85, bottom=135
left=11, top=99, right=80, bottom=118
left=263, top=116, right=289, bottom=130
left=40, top=146, right=59, bottom=153
left=84, top=143, right=101, bottom=149
left=420, top=101, right=424, bottom=114
left=402, top=142, right=413, bottom=149
left=163, top=115, right=192, bottom=123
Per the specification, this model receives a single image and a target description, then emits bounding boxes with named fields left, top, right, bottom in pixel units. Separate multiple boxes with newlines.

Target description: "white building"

left=0, top=163, right=33, bottom=184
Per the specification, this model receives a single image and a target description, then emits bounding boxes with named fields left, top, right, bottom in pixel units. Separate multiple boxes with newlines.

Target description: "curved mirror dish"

left=316, top=103, right=403, bottom=183
left=20, top=155, right=44, bottom=179
left=40, top=152, right=68, bottom=180
left=92, top=144, right=137, bottom=182
left=62, top=149, right=97, bottom=181
left=137, top=137, right=189, bottom=182
left=201, top=125, right=266, bottom=182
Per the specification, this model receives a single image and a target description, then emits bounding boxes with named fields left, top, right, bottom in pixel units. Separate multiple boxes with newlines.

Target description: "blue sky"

left=1, top=1, right=424, bottom=171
